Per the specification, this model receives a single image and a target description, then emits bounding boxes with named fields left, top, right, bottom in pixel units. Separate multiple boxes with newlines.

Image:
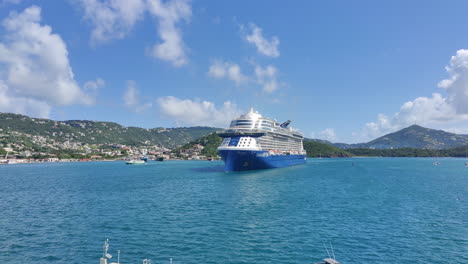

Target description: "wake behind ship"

left=217, top=108, right=307, bottom=171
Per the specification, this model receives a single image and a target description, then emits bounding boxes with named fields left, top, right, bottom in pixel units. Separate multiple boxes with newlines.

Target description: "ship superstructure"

left=217, top=108, right=306, bottom=171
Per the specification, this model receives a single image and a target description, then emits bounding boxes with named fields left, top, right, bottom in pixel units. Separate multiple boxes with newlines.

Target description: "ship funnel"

left=280, top=120, right=291, bottom=128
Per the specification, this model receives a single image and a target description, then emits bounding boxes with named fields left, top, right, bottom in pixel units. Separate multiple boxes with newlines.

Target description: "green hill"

left=0, top=112, right=220, bottom=149
left=364, top=125, right=468, bottom=149
left=334, top=125, right=468, bottom=149
left=173, top=132, right=223, bottom=158
left=303, top=140, right=352, bottom=157
left=348, top=145, right=468, bottom=157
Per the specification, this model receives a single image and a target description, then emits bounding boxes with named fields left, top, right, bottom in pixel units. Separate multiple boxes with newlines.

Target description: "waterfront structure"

left=217, top=108, right=306, bottom=171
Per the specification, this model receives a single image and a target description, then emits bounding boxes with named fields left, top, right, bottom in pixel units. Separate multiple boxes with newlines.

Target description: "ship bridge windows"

left=258, top=119, right=274, bottom=131
left=221, top=138, right=231, bottom=146
left=230, top=119, right=255, bottom=128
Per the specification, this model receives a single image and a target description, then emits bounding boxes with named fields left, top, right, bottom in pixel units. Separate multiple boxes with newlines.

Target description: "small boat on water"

left=465, top=151, right=467, bottom=167
left=314, top=258, right=340, bottom=264
left=125, top=159, right=145, bottom=165
left=314, top=243, right=340, bottom=264
left=156, top=157, right=164, bottom=162
left=432, top=152, right=441, bottom=166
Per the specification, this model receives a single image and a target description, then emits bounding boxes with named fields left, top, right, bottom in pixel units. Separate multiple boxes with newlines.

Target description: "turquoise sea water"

left=0, top=158, right=466, bottom=264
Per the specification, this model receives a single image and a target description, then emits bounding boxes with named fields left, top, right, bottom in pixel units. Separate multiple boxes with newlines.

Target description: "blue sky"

left=1, top=0, right=468, bottom=143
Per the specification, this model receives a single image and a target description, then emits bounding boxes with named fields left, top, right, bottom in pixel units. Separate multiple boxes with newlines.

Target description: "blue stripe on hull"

left=218, top=150, right=306, bottom=172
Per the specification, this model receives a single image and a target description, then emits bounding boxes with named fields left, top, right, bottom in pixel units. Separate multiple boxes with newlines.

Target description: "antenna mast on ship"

left=100, top=239, right=113, bottom=264
left=103, top=239, right=108, bottom=258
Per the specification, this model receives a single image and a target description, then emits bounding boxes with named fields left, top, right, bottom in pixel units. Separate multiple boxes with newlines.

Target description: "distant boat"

left=433, top=153, right=440, bottom=166
left=140, top=156, right=149, bottom=162
left=156, top=157, right=164, bottom=162
left=314, top=258, right=340, bottom=264
left=125, top=159, right=145, bottom=165
left=314, top=243, right=340, bottom=264
left=465, top=151, right=467, bottom=167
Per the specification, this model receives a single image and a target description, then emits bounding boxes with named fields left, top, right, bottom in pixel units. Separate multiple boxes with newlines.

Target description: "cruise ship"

left=217, top=108, right=307, bottom=171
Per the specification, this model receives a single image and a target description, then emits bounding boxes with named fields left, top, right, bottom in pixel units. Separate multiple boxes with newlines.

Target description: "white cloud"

left=207, top=60, right=248, bottom=85
left=84, top=78, right=105, bottom=91
left=207, top=61, right=283, bottom=93
left=0, top=6, right=94, bottom=118
left=123, top=80, right=138, bottom=107
left=147, top=0, right=191, bottom=67
left=255, top=64, right=279, bottom=93
left=359, top=93, right=468, bottom=142
left=243, top=23, right=280, bottom=57
left=358, top=49, right=468, bottom=142
left=318, top=128, right=338, bottom=142
left=77, top=0, right=191, bottom=67
left=438, top=49, right=468, bottom=114
left=123, top=80, right=152, bottom=112
left=0, top=81, right=51, bottom=118
left=156, top=96, right=241, bottom=127
left=78, top=0, right=146, bottom=44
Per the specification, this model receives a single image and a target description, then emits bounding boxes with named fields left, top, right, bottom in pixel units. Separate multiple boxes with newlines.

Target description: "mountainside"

left=333, top=125, right=468, bottom=149
left=303, top=140, right=352, bottom=157
left=0, top=113, right=220, bottom=149
left=347, top=146, right=468, bottom=157
left=332, top=142, right=365, bottom=149
left=364, top=125, right=468, bottom=149
left=172, top=132, right=223, bottom=159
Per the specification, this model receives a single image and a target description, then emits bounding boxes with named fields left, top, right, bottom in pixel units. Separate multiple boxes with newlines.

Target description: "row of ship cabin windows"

left=230, top=120, right=278, bottom=129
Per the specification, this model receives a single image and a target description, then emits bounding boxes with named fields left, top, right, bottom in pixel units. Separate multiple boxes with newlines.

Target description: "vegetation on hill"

left=334, top=125, right=468, bottom=149
left=173, top=132, right=223, bottom=158
left=348, top=146, right=468, bottom=157
left=0, top=147, right=6, bottom=156
left=364, top=125, right=468, bottom=149
left=0, top=112, right=220, bottom=148
left=303, top=140, right=352, bottom=157
left=196, top=133, right=224, bottom=157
